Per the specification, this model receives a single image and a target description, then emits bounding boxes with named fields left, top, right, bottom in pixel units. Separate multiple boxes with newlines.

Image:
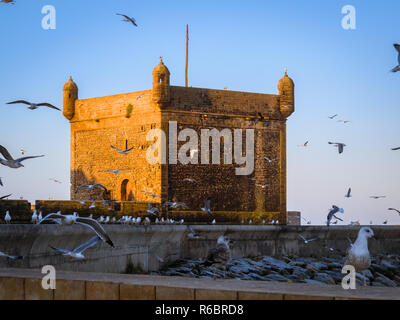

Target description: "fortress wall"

left=0, top=225, right=399, bottom=273
left=169, top=86, right=281, bottom=118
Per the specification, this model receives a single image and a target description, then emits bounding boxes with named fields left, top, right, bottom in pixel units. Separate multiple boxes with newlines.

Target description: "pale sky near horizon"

left=0, top=0, right=399, bottom=225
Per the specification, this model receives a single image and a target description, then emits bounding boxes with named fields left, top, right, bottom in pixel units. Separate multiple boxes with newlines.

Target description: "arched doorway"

left=121, top=179, right=134, bottom=201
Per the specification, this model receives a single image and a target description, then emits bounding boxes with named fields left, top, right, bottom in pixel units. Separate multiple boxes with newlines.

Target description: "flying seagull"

left=183, top=178, right=197, bottom=183
left=111, top=145, right=134, bottom=155
left=201, top=198, right=212, bottom=214
left=6, top=100, right=60, bottom=111
left=146, top=203, right=159, bottom=216
left=298, top=141, right=309, bottom=147
left=0, top=251, right=23, bottom=260
left=101, top=169, right=128, bottom=174
left=142, top=191, right=161, bottom=199
left=327, top=205, right=344, bottom=226
left=328, top=142, right=346, bottom=154
left=391, top=147, right=400, bottom=151
left=328, top=114, right=338, bottom=119
left=391, top=43, right=400, bottom=73
left=388, top=208, right=400, bottom=215
left=162, top=201, right=189, bottom=209
left=345, top=188, right=352, bottom=198
left=49, top=236, right=101, bottom=260
left=369, top=196, right=386, bottom=199
left=345, top=227, right=375, bottom=286
left=75, top=184, right=108, bottom=193
left=49, top=178, right=62, bottom=184
left=37, top=212, right=114, bottom=247
left=299, top=234, right=318, bottom=244
left=0, top=145, right=44, bottom=169
left=337, top=120, right=350, bottom=124
left=116, top=13, right=138, bottom=27
left=264, top=157, right=279, bottom=163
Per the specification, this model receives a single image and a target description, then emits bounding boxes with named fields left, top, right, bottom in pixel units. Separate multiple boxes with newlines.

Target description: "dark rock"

left=313, top=273, right=335, bottom=285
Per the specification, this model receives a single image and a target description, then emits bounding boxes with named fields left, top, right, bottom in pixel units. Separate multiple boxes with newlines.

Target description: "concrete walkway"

left=0, top=268, right=399, bottom=300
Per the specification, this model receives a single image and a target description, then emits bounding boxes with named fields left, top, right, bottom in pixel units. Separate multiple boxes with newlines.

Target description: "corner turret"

left=152, top=57, right=170, bottom=107
left=278, top=69, right=294, bottom=118
left=63, top=76, right=78, bottom=120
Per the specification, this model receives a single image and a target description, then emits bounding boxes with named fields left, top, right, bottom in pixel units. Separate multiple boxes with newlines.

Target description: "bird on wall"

left=0, top=145, right=44, bottom=169
left=111, top=145, right=134, bottom=155
left=75, top=184, right=108, bottom=194
left=6, top=100, right=60, bottom=111
left=37, top=212, right=114, bottom=248
left=391, top=43, right=400, bottom=72
left=328, top=142, right=346, bottom=154
left=49, top=236, right=101, bottom=260
left=116, top=13, right=138, bottom=27
left=345, top=227, right=375, bottom=286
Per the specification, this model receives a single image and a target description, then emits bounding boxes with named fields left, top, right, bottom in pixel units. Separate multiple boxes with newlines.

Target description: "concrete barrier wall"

left=0, top=225, right=399, bottom=273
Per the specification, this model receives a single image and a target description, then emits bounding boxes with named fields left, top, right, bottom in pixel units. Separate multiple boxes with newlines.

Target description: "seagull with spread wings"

left=75, top=184, right=108, bottom=194
left=142, top=191, right=161, bottom=199
left=147, top=203, right=160, bottom=216
left=49, top=236, right=101, bottom=260
left=370, top=195, right=386, bottom=199
left=116, top=13, right=138, bottom=27
left=37, top=212, right=114, bottom=247
left=388, top=208, right=400, bottom=215
left=328, top=114, right=338, bottom=119
left=0, top=145, right=44, bottom=169
left=326, top=205, right=344, bottom=226
left=111, top=145, right=134, bottom=155
left=6, top=100, right=60, bottom=111
left=299, top=234, right=318, bottom=244
left=264, top=157, right=279, bottom=163
left=391, top=43, right=400, bottom=73
left=298, top=141, right=309, bottom=147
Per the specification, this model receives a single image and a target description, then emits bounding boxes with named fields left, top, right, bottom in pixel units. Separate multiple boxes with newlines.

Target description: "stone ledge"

left=0, top=268, right=399, bottom=300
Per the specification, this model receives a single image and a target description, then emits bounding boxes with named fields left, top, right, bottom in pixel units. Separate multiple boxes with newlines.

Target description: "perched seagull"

left=298, top=141, right=309, bottom=147
left=111, top=145, right=134, bottom=155
left=0, top=177, right=3, bottom=186
left=75, top=184, right=108, bottom=193
left=370, top=196, right=386, bottom=199
left=201, top=198, right=212, bottom=214
left=0, top=251, right=23, bottom=260
left=345, top=188, right=352, bottom=198
left=203, top=236, right=231, bottom=278
left=345, top=227, right=375, bottom=286
left=326, top=205, right=344, bottom=226
left=4, top=211, right=11, bottom=224
left=6, top=100, right=60, bottom=111
left=299, top=234, right=318, bottom=244
left=211, top=219, right=216, bottom=225
left=38, top=211, right=42, bottom=221
left=101, top=169, right=128, bottom=174
left=31, top=210, right=38, bottom=224
left=49, top=178, right=62, bottom=184
left=183, top=178, right=197, bottom=183
left=388, top=208, right=400, bottom=215
left=0, top=194, right=11, bottom=200
left=37, top=212, right=114, bottom=247
left=328, top=114, right=338, bottom=119
left=49, top=236, right=101, bottom=260
left=390, top=43, right=400, bottom=73
left=142, top=191, right=161, bottom=200
left=147, top=203, right=159, bottom=216
left=144, top=217, right=151, bottom=225
left=97, top=216, right=104, bottom=223
left=391, top=147, right=400, bottom=151
left=264, top=157, right=279, bottom=163
left=116, top=13, right=138, bottom=27
left=328, top=142, right=346, bottom=154
left=383, top=220, right=388, bottom=225
left=0, top=145, right=44, bottom=169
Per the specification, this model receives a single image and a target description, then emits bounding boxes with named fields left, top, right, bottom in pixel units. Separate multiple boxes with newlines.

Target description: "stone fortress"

left=62, top=58, right=295, bottom=224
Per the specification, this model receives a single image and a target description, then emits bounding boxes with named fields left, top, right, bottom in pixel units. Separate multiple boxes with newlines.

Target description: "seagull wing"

left=124, top=147, right=134, bottom=153
left=0, top=145, right=14, bottom=160
left=75, top=217, right=114, bottom=248
left=36, top=103, right=61, bottom=111
left=0, top=194, right=12, bottom=200
left=49, top=245, right=71, bottom=255
left=111, top=145, right=121, bottom=152
left=93, top=184, right=108, bottom=192
left=15, top=155, right=44, bottom=162
left=73, top=236, right=101, bottom=254
left=299, top=234, right=306, bottom=241
left=75, top=184, right=90, bottom=193
left=6, top=100, right=31, bottom=106
left=37, top=212, right=65, bottom=224
left=338, top=144, right=344, bottom=154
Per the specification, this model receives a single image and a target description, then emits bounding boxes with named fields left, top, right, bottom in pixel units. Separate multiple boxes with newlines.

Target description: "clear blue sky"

left=0, top=0, right=399, bottom=225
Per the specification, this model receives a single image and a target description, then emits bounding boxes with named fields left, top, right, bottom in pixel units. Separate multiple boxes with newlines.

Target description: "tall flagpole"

left=185, top=24, right=189, bottom=87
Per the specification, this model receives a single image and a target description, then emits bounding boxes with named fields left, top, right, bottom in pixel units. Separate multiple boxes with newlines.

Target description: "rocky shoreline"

left=153, top=254, right=400, bottom=287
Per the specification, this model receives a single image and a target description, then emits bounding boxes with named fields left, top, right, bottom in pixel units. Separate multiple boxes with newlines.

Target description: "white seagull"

left=49, top=236, right=101, bottom=260
left=0, top=145, right=44, bottom=169
left=37, top=212, right=114, bottom=247
left=6, top=100, right=60, bottom=111
left=147, top=203, right=160, bottom=216
left=4, top=211, right=11, bottom=224
left=345, top=227, right=375, bottom=286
